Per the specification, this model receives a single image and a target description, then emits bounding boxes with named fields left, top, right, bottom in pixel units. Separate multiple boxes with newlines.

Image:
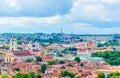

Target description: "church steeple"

left=10, top=38, right=17, bottom=51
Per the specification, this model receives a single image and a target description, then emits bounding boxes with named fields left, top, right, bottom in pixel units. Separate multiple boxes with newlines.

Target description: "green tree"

left=17, top=47, right=23, bottom=50
left=12, top=68, right=20, bottom=72
left=60, top=70, right=75, bottom=78
left=80, top=63, right=84, bottom=67
left=41, top=64, right=46, bottom=73
left=74, top=57, right=81, bottom=63
left=36, top=56, right=42, bottom=62
left=75, top=75, right=81, bottom=78
left=12, top=73, right=31, bottom=78
left=67, top=64, right=73, bottom=67
left=29, top=72, right=35, bottom=78
left=48, top=60, right=56, bottom=65
left=107, top=72, right=120, bottom=78
left=96, top=72, right=105, bottom=78
left=1, top=74, right=9, bottom=78
left=35, top=72, right=41, bottom=78
left=59, top=60, right=65, bottom=64
left=26, top=59, right=33, bottom=62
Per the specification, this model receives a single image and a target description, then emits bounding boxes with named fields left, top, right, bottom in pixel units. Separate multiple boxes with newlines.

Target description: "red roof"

left=42, top=56, right=52, bottom=61
left=14, top=62, right=30, bottom=68
left=77, top=48, right=87, bottom=52
left=87, top=42, right=94, bottom=47
left=13, top=50, right=32, bottom=56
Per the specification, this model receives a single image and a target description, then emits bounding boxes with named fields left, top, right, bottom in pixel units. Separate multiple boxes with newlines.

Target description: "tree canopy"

left=92, top=51, right=120, bottom=65
left=74, top=57, right=81, bottom=63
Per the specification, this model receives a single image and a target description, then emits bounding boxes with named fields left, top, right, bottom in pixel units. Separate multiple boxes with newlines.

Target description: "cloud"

left=0, top=0, right=120, bottom=34
left=0, top=0, right=73, bottom=17
left=0, top=15, right=61, bottom=27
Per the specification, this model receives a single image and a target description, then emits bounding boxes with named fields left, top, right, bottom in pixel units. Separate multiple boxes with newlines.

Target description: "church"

left=5, top=38, right=34, bottom=63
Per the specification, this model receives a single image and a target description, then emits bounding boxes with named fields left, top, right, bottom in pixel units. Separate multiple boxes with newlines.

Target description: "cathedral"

left=5, top=38, right=34, bottom=63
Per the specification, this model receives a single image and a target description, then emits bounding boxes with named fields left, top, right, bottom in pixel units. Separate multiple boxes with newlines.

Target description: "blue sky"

left=0, top=0, right=120, bottom=34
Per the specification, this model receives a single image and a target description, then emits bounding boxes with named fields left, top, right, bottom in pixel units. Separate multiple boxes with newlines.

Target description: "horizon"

left=0, top=0, right=120, bottom=34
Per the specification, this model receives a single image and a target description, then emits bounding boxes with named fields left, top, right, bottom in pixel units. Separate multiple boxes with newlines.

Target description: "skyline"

left=0, top=0, right=120, bottom=34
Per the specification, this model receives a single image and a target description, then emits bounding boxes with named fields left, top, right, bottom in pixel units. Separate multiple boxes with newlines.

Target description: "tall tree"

left=96, top=72, right=105, bottom=78
left=74, top=57, right=81, bottom=63
left=41, top=64, right=46, bottom=73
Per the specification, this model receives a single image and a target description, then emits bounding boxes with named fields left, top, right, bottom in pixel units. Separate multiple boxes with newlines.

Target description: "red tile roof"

left=14, top=62, right=30, bottom=68
left=42, top=56, right=52, bottom=61
left=13, top=50, right=32, bottom=56
left=77, top=48, right=87, bottom=52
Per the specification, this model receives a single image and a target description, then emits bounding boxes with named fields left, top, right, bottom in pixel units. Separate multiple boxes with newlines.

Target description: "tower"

left=10, top=38, right=17, bottom=51
left=61, top=27, right=63, bottom=34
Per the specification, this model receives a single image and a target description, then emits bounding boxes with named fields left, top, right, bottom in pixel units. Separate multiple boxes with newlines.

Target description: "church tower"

left=10, top=38, right=17, bottom=51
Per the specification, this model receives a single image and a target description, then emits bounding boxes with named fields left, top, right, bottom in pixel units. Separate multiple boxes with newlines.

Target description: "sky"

left=0, top=0, right=120, bottom=34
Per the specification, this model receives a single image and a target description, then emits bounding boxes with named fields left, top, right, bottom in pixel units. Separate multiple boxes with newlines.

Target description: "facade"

left=5, top=38, right=34, bottom=63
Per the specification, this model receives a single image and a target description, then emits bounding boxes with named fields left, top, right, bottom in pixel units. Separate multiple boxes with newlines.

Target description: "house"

left=5, top=50, right=34, bottom=63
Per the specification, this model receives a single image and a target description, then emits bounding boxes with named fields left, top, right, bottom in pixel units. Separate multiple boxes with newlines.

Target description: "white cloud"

left=0, top=15, right=61, bottom=27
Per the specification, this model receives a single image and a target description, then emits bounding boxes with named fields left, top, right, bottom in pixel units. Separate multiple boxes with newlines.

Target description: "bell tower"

left=10, top=38, right=17, bottom=51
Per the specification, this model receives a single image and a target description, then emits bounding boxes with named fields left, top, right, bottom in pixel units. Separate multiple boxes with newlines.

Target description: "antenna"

left=61, top=27, right=63, bottom=34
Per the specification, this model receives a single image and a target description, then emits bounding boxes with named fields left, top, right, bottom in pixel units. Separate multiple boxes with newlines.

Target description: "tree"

left=48, top=60, right=56, bottom=65
left=26, top=59, right=33, bottom=62
left=96, top=72, right=105, bottom=78
left=41, top=64, right=46, bottom=73
left=12, top=68, right=20, bottom=72
left=35, top=72, right=41, bottom=78
left=80, top=63, right=84, bottom=67
left=1, top=74, right=9, bottom=78
left=60, top=70, right=75, bottom=78
left=36, top=56, right=42, bottom=62
left=59, top=60, right=65, bottom=64
left=57, top=52, right=63, bottom=57
left=29, top=72, right=35, bottom=78
left=12, top=73, right=31, bottom=78
left=17, top=47, right=23, bottom=50
left=67, top=64, right=73, bottom=67
left=107, top=72, right=120, bottom=78
left=75, top=75, right=81, bottom=78
left=74, top=57, right=81, bottom=63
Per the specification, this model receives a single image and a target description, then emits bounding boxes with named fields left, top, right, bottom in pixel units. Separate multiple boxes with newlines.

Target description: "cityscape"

left=0, top=33, right=120, bottom=78
left=0, top=0, right=120, bottom=78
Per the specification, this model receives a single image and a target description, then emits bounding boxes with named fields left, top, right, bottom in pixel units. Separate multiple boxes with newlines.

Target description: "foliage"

left=12, top=73, right=31, bottom=78
left=62, top=47, right=77, bottom=53
left=80, top=63, right=84, bottom=67
left=36, top=56, right=42, bottom=62
left=96, top=72, right=105, bottom=78
left=12, top=68, right=20, bottom=72
left=74, top=57, right=81, bottom=63
left=67, top=64, right=73, bottom=67
left=17, top=40, right=22, bottom=45
left=59, top=60, right=65, bottom=64
left=1, top=74, right=9, bottom=78
left=60, top=70, right=75, bottom=78
left=91, top=51, right=120, bottom=65
left=0, top=52, right=3, bottom=55
left=41, top=64, right=46, bottom=73
left=17, top=47, right=23, bottom=50
left=29, top=72, right=35, bottom=78
left=26, top=59, right=33, bottom=62
left=35, top=72, right=41, bottom=78
left=107, top=72, right=120, bottom=78
left=41, top=43, right=50, bottom=47
left=57, top=52, right=63, bottom=57
left=0, top=46, right=10, bottom=50
left=75, top=75, right=81, bottom=78
left=97, top=41, right=120, bottom=47
left=48, top=60, right=56, bottom=65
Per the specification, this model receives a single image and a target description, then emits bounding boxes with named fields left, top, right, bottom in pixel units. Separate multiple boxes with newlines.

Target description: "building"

left=5, top=38, right=34, bottom=63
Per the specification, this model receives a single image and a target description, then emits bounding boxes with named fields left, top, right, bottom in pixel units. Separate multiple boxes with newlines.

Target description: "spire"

left=61, top=27, right=63, bottom=34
